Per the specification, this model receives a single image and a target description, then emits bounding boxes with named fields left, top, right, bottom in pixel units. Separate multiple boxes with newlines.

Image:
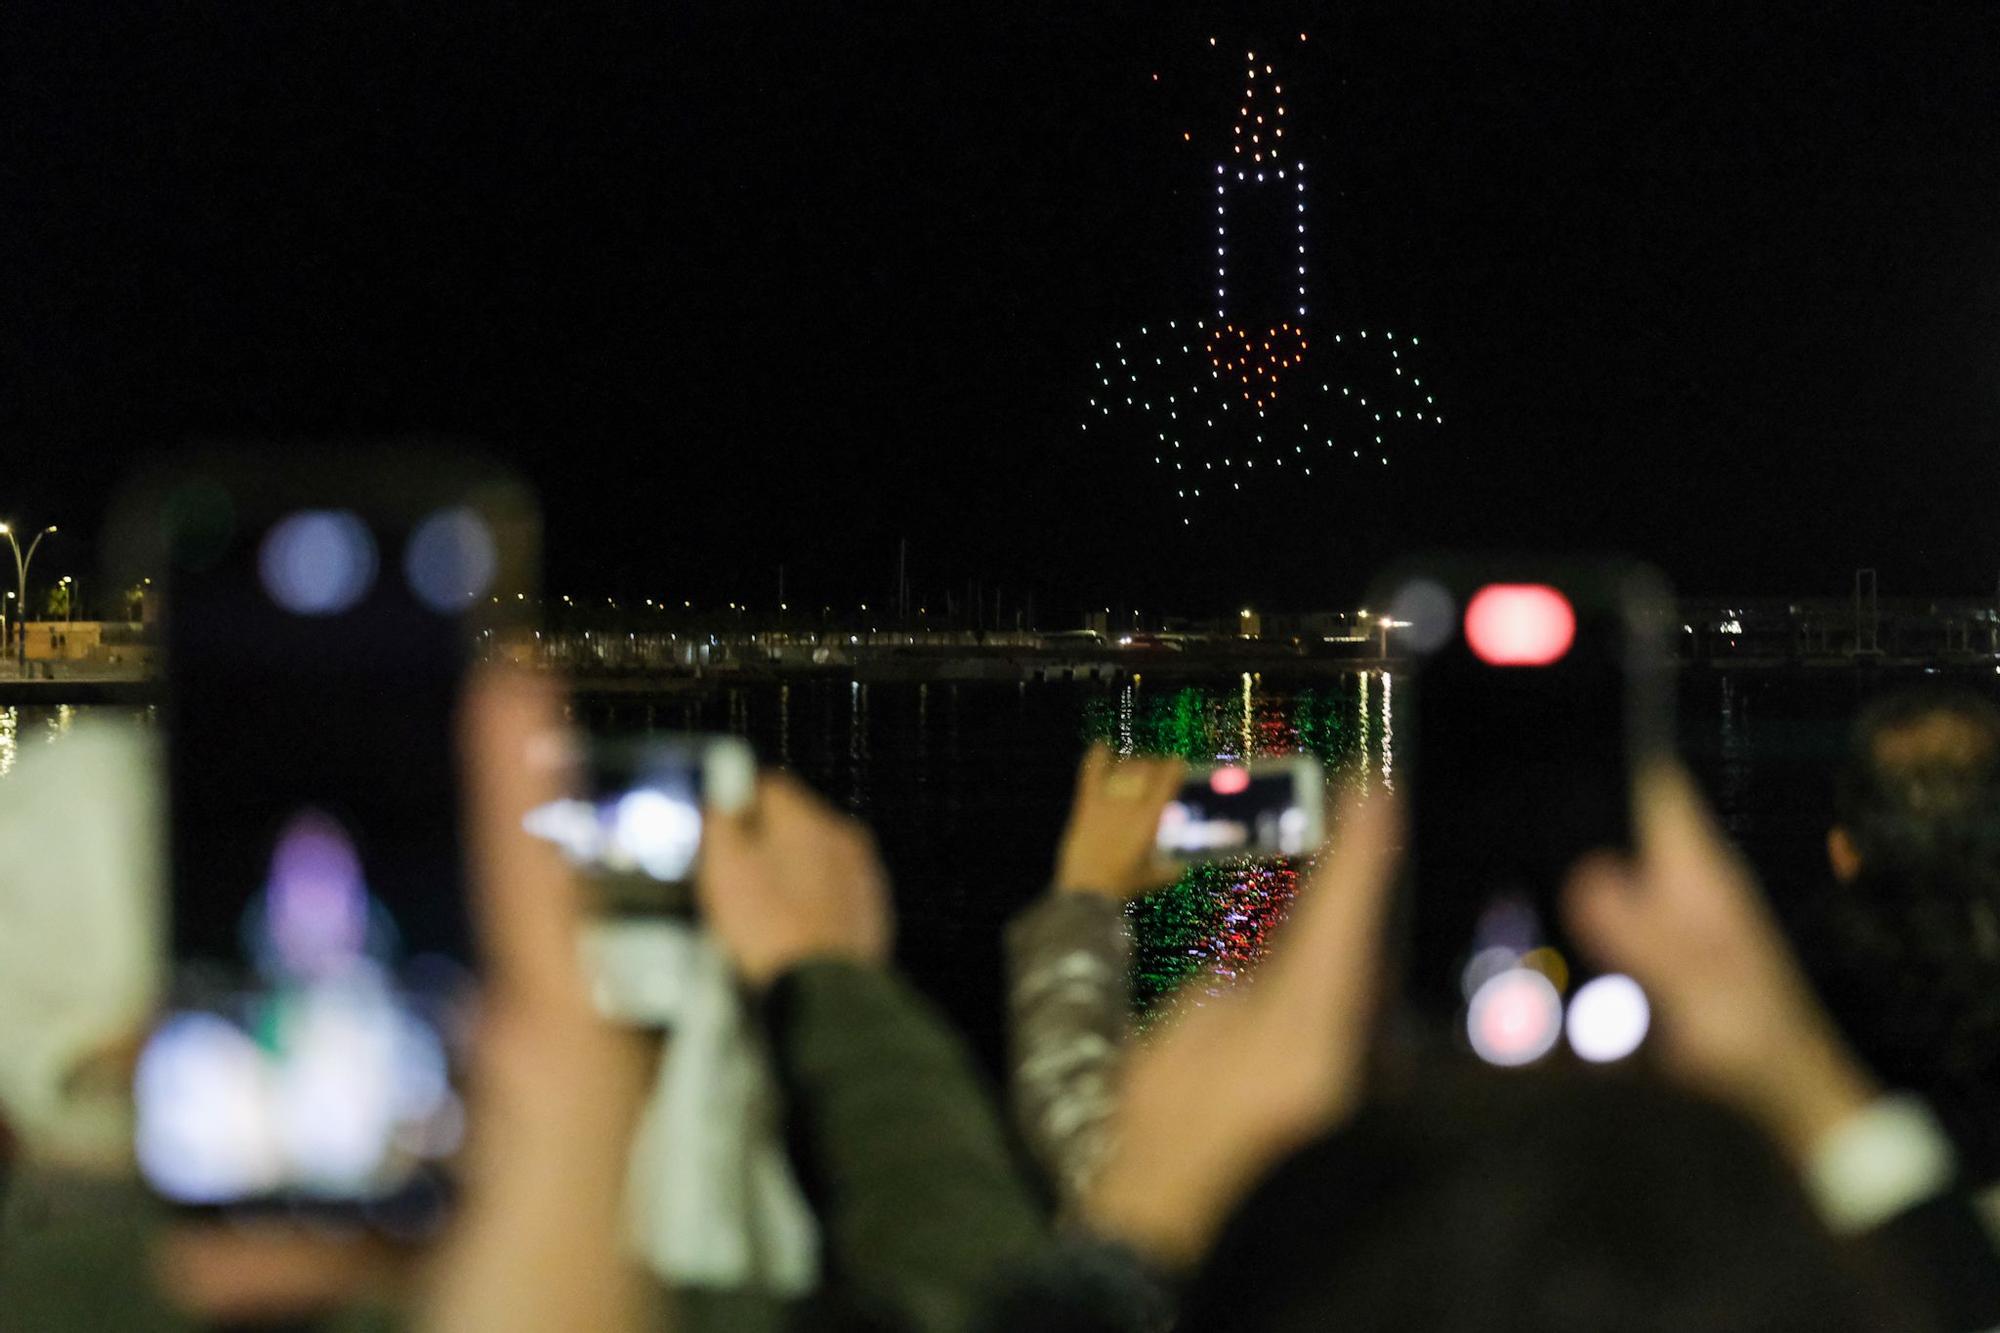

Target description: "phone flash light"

left=1210, top=767, right=1252, bottom=795
left=1463, top=584, right=1576, bottom=666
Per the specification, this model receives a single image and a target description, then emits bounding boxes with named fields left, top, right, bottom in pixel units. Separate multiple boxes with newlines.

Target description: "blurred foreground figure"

left=1179, top=1070, right=1922, bottom=1333
left=0, top=722, right=160, bottom=1175
left=1068, top=770, right=1991, bottom=1331
left=0, top=679, right=659, bottom=1332
left=1816, top=688, right=2000, bottom=1199
left=0, top=721, right=196, bottom=1331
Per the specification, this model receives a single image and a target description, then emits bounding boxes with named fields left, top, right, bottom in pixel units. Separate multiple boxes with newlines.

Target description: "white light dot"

left=1566, top=974, right=1650, bottom=1062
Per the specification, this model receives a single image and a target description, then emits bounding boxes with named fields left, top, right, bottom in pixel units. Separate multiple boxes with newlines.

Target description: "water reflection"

left=777, top=683, right=792, bottom=768
left=1358, top=672, right=1371, bottom=795
left=1238, top=673, right=1252, bottom=761
left=846, top=681, right=869, bottom=811
left=1717, top=675, right=1751, bottom=837
left=1381, top=673, right=1394, bottom=793
left=0, top=704, right=121, bottom=780
left=1080, top=674, right=1394, bottom=1016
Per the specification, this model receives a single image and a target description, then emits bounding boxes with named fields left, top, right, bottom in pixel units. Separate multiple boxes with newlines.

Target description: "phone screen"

left=1158, top=761, right=1320, bottom=860
left=130, top=457, right=520, bottom=1220
left=1388, top=564, right=1667, bottom=1066
left=528, top=732, right=748, bottom=888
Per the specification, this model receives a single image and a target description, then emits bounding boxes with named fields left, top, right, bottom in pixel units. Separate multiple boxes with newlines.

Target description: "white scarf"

left=581, top=918, right=821, bottom=1296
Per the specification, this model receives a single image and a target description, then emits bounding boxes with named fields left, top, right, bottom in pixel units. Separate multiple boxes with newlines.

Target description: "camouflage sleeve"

left=1005, top=891, right=1133, bottom=1220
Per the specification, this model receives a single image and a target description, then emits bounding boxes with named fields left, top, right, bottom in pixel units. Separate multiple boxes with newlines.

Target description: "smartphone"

left=1374, top=556, right=1670, bottom=1067
left=1156, top=757, right=1326, bottom=861
left=112, top=446, right=534, bottom=1227
left=524, top=734, right=756, bottom=915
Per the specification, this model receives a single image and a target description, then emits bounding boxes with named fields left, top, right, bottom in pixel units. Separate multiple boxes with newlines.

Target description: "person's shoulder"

left=0, top=1165, right=188, bottom=1332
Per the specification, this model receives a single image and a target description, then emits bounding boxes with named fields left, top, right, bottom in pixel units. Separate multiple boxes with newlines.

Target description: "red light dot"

left=1210, top=766, right=1251, bottom=794
left=1463, top=585, right=1576, bottom=666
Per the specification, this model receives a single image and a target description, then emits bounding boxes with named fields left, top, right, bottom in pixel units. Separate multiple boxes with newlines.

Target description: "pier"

left=9, top=584, right=2000, bottom=706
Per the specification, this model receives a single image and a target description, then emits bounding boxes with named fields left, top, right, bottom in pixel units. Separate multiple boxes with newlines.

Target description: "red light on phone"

left=1463, top=584, right=1575, bottom=666
left=1210, top=766, right=1251, bottom=794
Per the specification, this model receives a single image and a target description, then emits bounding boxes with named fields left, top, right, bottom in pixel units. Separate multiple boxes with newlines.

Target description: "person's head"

left=1828, top=686, right=2000, bottom=887
left=1818, top=686, right=2000, bottom=1181
left=1177, top=1069, right=1928, bottom=1333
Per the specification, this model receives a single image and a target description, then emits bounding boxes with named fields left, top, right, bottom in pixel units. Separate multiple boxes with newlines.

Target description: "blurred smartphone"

left=523, top=735, right=755, bottom=915
left=110, top=446, right=534, bottom=1228
left=1372, top=556, right=1671, bottom=1067
left=1156, top=757, right=1325, bottom=861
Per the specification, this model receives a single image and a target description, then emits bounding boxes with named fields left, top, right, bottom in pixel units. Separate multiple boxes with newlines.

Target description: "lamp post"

left=0, top=524, right=57, bottom=666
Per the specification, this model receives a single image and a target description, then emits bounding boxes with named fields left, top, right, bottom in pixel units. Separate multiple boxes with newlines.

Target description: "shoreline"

left=5, top=650, right=1998, bottom=707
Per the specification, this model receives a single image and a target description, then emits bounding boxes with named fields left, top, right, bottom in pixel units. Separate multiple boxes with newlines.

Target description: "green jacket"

left=767, top=959, right=1050, bottom=1332
left=0, top=1165, right=399, bottom=1333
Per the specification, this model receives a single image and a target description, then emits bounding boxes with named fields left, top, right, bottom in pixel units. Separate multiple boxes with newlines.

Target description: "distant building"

left=19, top=620, right=155, bottom=668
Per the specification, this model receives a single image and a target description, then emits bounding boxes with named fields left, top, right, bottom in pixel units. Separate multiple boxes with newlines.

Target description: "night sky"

left=7, top=3, right=1999, bottom=618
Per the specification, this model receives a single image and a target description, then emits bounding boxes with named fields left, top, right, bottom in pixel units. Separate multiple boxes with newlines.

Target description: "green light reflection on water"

left=1080, top=674, right=1393, bottom=1020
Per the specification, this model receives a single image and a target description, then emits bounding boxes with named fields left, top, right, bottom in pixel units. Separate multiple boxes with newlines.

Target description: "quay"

left=8, top=583, right=2000, bottom=705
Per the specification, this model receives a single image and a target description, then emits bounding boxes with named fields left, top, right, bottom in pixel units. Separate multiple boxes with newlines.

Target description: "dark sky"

left=6, top=2, right=1999, bottom=616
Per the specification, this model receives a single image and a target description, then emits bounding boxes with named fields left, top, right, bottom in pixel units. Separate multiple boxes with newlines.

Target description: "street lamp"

left=0, top=524, right=57, bottom=663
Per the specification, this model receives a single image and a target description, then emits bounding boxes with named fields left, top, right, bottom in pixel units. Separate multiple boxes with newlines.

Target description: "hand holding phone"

left=159, top=674, right=658, bottom=1328
left=1376, top=556, right=1671, bottom=1067
left=1564, top=766, right=1878, bottom=1160
left=523, top=735, right=755, bottom=913
left=115, top=447, right=535, bottom=1224
left=1053, top=744, right=1186, bottom=898
left=695, top=772, right=894, bottom=989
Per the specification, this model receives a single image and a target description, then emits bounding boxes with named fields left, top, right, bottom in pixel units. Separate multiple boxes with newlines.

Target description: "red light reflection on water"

left=1207, top=860, right=1301, bottom=977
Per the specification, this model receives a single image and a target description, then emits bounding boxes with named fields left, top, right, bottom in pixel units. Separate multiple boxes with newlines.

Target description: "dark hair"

left=1818, top=686, right=2000, bottom=1183
left=1833, top=686, right=2000, bottom=873
left=1176, top=1069, right=1928, bottom=1333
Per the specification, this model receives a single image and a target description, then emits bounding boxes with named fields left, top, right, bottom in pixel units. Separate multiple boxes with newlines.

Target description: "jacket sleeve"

left=765, top=959, right=1049, bottom=1333
left=1004, top=892, right=1132, bottom=1219
left=1804, top=1092, right=2000, bottom=1330
left=1868, top=1192, right=2000, bottom=1332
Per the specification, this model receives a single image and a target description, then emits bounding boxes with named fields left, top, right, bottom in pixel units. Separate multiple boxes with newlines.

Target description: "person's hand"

left=1563, top=764, right=1877, bottom=1162
left=1083, top=793, right=1399, bottom=1268
left=416, top=671, right=657, bottom=1331
left=698, top=772, right=894, bottom=989
left=153, top=1229, right=405, bottom=1324
left=1052, top=743, right=1187, bottom=900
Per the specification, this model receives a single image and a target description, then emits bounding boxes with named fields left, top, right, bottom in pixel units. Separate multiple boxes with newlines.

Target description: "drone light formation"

left=1082, top=33, right=1444, bottom=525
